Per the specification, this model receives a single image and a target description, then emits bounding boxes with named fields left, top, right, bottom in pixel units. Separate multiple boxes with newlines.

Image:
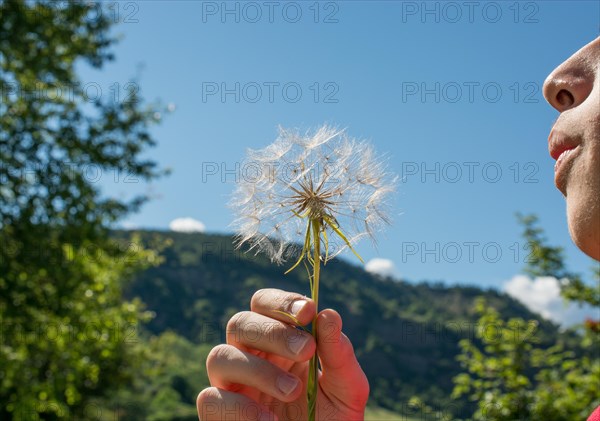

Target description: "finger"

left=227, top=311, right=315, bottom=362
left=251, top=288, right=315, bottom=326
left=206, top=344, right=303, bottom=402
left=316, top=309, right=370, bottom=408
left=196, top=387, right=276, bottom=421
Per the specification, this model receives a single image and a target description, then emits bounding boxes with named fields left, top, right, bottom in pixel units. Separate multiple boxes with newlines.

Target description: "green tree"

left=517, top=213, right=600, bottom=306
left=101, top=331, right=213, bottom=421
left=0, top=0, right=167, bottom=417
left=452, top=215, right=600, bottom=420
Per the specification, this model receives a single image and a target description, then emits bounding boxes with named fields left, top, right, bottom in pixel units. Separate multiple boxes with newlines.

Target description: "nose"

left=542, top=38, right=598, bottom=112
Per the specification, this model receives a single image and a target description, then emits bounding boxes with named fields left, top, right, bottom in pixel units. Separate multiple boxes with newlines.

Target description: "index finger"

left=250, top=288, right=315, bottom=326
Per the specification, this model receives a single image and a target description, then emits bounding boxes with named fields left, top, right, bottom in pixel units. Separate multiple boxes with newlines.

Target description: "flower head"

left=231, top=125, right=396, bottom=265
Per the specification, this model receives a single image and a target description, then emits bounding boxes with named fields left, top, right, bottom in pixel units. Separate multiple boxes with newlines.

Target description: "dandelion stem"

left=307, top=218, right=321, bottom=421
left=233, top=125, right=396, bottom=421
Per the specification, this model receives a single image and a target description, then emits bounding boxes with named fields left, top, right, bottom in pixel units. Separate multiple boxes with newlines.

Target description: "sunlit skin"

left=196, top=291, right=369, bottom=421
left=197, top=39, right=599, bottom=420
left=543, top=37, right=600, bottom=261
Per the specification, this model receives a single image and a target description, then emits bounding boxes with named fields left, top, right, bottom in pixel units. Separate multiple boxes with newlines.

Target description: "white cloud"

left=121, top=222, right=138, bottom=230
left=365, top=258, right=399, bottom=279
left=169, top=217, right=206, bottom=233
left=503, top=275, right=598, bottom=327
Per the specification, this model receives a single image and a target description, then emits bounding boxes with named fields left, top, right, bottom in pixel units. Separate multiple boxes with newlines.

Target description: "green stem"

left=307, top=218, right=321, bottom=421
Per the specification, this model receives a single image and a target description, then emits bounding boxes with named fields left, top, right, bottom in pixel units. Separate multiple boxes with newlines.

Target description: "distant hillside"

left=118, top=230, right=563, bottom=416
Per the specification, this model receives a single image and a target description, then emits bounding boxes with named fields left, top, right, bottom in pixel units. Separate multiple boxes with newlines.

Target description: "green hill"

left=118, top=230, right=563, bottom=418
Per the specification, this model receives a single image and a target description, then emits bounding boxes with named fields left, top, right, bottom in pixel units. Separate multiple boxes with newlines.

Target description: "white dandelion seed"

left=230, top=125, right=397, bottom=265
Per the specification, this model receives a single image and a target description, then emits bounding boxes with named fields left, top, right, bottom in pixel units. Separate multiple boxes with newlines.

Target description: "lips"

left=548, top=130, right=579, bottom=161
left=548, top=130, right=581, bottom=194
left=554, top=147, right=578, bottom=173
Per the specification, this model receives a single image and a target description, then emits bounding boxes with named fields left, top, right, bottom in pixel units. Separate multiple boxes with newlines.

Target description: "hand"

left=197, top=288, right=369, bottom=420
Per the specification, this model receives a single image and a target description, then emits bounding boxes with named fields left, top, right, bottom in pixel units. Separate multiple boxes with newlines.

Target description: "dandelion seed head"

left=231, top=125, right=397, bottom=264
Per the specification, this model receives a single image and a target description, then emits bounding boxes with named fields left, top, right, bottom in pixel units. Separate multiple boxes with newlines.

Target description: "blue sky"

left=82, top=1, right=599, bottom=292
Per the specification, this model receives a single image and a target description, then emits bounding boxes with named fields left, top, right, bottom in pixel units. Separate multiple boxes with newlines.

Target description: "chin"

left=567, top=198, right=600, bottom=261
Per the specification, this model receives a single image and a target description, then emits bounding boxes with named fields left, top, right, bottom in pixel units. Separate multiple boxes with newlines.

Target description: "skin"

left=198, top=38, right=600, bottom=420
left=543, top=37, right=600, bottom=261
left=196, top=289, right=369, bottom=420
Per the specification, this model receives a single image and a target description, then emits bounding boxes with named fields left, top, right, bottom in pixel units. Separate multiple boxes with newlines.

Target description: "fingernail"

left=288, top=332, right=310, bottom=354
left=277, top=373, right=299, bottom=395
left=291, top=299, right=307, bottom=316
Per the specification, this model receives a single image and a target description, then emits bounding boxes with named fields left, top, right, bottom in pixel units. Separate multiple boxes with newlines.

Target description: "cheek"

left=562, top=62, right=600, bottom=260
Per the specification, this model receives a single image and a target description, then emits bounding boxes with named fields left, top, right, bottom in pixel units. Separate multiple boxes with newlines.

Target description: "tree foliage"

left=452, top=215, right=600, bottom=420
left=99, top=331, right=212, bottom=421
left=0, top=234, right=161, bottom=418
left=517, top=213, right=600, bottom=307
left=0, top=0, right=167, bottom=417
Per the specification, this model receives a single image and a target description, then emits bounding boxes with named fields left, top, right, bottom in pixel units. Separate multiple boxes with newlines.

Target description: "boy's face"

left=543, top=37, right=600, bottom=260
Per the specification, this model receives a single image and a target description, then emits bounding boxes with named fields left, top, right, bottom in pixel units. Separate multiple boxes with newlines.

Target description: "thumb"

left=316, top=309, right=369, bottom=406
